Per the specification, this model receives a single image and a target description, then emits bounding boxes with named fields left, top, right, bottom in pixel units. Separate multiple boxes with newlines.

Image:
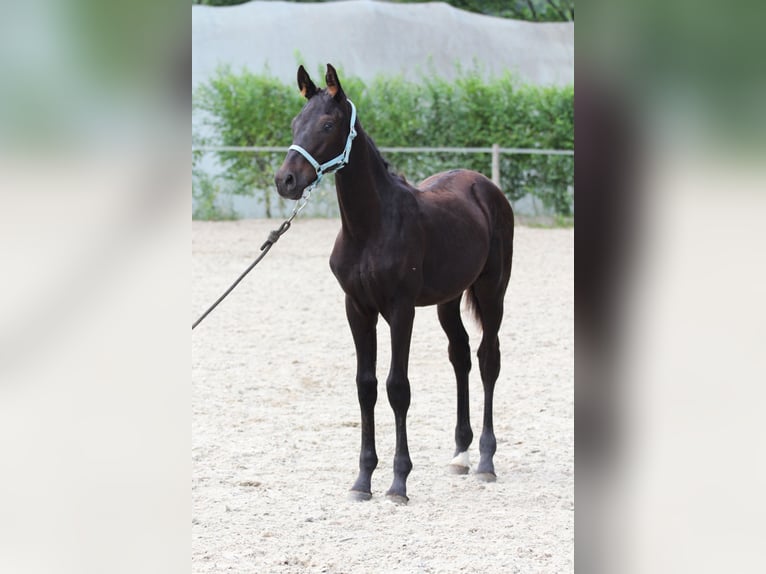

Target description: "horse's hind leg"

left=471, top=285, right=503, bottom=481
left=437, top=296, right=474, bottom=474
left=469, top=266, right=511, bottom=481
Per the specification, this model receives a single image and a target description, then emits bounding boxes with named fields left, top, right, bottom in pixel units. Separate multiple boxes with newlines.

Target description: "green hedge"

left=192, top=66, right=573, bottom=218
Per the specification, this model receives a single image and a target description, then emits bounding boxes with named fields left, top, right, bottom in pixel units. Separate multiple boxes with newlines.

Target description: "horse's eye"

left=322, top=122, right=334, bottom=132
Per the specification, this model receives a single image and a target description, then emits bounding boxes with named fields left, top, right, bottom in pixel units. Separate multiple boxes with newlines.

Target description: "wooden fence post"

left=491, top=143, right=500, bottom=187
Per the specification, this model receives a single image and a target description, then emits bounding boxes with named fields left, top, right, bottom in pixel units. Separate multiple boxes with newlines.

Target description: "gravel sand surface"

left=192, top=219, right=573, bottom=573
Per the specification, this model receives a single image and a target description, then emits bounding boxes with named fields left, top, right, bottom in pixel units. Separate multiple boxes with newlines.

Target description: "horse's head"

left=275, top=64, right=357, bottom=200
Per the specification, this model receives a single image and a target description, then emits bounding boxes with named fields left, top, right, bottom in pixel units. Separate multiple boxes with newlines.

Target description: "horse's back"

left=417, top=169, right=514, bottom=235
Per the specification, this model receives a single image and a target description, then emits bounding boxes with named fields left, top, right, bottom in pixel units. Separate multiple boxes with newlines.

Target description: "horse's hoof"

left=449, top=451, right=471, bottom=473
left=348, top=490, right=373, bottom=502
left=385, top=492, right=409, bottom=505
left=474, top=472, right=497, bottom=483
left=448, top=463, right=470, bottom=475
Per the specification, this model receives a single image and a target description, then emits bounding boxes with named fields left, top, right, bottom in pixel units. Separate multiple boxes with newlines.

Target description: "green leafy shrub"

left=193, top=66, right=573, bottom=217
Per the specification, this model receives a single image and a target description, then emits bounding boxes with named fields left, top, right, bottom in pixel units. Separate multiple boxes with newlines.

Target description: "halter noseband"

left=288, top=99, right=357, bottom=193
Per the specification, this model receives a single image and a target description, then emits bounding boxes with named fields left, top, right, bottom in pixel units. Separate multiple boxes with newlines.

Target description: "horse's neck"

left=334, top=127, right=390, bottom=241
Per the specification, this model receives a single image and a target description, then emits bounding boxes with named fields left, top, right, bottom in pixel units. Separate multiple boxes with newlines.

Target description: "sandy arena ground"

left=192, top=219, right=573, bottom=573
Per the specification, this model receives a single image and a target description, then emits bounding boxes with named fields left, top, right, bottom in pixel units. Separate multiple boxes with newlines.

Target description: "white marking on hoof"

left=448, top=451, right=471, bottom=473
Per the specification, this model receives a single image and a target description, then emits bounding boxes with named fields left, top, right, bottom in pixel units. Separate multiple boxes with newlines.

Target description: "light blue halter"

left=288, top=99, right=357, bottom=193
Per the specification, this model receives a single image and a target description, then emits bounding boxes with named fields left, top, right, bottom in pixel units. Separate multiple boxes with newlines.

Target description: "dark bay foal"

left=275, top=65, right=514, bottom=503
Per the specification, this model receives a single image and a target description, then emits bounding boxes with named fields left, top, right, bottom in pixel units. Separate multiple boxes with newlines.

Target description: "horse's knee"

left=356, top=373, right=377, bottom=409
left=386, top=374, right=411, bottom=412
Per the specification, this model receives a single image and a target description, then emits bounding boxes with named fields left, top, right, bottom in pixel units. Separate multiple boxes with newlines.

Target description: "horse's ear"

left=297, top=65, right=317, bottom=99
left=325, top=63, right=345, bottom=101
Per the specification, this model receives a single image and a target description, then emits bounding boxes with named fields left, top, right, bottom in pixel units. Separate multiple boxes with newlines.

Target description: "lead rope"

left=191, top=189, right=312, bottom=330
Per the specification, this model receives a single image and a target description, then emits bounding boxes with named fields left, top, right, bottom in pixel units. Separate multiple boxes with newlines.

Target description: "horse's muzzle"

left=275, top=155, right=316, bottom=200
left=274, top=168, right=300, bottom=199
left=274, top=169, right=295, bottom=197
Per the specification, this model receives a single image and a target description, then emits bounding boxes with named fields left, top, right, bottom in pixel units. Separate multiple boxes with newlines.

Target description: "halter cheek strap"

left=288, top=99, right=357, bottom=192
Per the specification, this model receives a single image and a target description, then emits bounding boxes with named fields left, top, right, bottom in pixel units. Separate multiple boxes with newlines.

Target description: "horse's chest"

left=330, top=247, right=412, bottom=307
left=331, top=255, right=385, bottom=298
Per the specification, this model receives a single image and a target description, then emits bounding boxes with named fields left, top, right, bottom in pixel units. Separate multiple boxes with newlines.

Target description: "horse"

left=275, top=64, right=514, bottom=503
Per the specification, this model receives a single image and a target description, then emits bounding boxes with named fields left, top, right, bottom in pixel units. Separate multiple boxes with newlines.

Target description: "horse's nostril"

left=276, top=171, right=297, bottom=194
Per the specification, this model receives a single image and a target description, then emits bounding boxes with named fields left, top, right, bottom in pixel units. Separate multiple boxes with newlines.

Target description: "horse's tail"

left=464, top=286, right=483, bottom=331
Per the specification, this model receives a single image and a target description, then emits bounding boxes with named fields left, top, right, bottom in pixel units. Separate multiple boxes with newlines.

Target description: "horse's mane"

left=364, top=132, right=410, bottom=187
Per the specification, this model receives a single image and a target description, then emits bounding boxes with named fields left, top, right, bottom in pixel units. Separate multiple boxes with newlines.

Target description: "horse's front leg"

left=384, top=303, right=415, bottom=504
left=345, top=296, right=379, bottom=501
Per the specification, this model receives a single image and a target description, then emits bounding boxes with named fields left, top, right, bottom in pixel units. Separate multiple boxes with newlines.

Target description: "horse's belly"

left=415, top=289, right=462, bottom=307
left=414, top=232, right=488, bottom=306
left=415, top=265, right=484, bottom=306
